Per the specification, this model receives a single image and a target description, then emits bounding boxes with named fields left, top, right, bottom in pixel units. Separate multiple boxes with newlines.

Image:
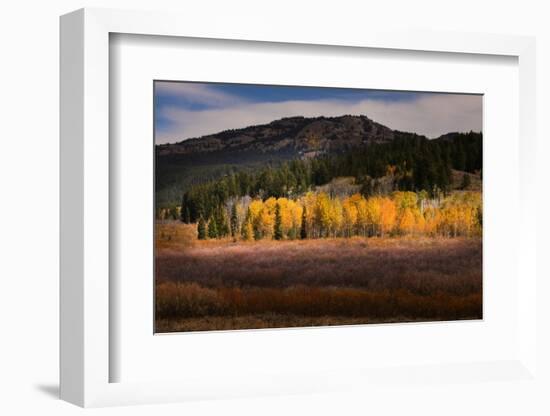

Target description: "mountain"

left=157, top=115, right=396, bottom=158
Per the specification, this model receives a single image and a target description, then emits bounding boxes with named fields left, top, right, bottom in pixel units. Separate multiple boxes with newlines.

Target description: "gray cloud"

left=155, top=81, right=246, bottom=107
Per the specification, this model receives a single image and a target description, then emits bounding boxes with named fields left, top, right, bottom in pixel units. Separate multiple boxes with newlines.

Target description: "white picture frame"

left=60, top=8, right=538, bottom=408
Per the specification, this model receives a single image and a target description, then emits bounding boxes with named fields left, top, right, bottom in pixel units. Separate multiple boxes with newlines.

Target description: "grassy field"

left=155, top=222, right=482, bottom=332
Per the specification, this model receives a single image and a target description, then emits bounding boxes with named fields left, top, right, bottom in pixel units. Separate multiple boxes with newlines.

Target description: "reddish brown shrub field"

left=155, top=224, right=482, bottom=332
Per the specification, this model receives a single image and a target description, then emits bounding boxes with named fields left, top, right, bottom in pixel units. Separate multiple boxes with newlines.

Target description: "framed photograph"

left=60, top=8, right=538, bottom=408
left=153, top=80, right=484, bottom=334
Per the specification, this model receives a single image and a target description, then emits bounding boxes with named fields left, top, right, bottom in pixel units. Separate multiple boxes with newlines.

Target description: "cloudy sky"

left=154, top=81, right=482, bottom=144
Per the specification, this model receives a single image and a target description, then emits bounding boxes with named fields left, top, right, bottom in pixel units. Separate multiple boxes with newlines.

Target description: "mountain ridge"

left=157, top=115, right=402, bottom=157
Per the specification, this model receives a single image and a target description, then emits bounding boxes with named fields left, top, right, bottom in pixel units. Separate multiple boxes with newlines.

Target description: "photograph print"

left=155, top=81, right=483, bottom=333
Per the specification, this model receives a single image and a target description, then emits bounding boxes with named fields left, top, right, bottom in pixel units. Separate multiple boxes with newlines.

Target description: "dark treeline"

left=179, top=132, right=482, bottom=223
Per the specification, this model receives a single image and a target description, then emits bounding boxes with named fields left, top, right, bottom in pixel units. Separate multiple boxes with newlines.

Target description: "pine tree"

left=461, top=174, right=471, bottom=190
left=288, top=227, right=297, bottom=240
left=360, top=177, right=373, bottom=197
left=207, top=217, right=218, bottom=239
left=454, top=144, right=467, bottom=171
left=183, top=206, right=191, bottom=224
left=197, top=217, right=206, bottom=240
left=274, top=203, right=283, bottom=240
left=477, top=206, right=483, bottom=227
left=216, top=207, right=229, bottom=237
left=230, top=203, right=239, bottom=237
left=169, top=206, right=179, bottom=220
left=253, top=223, right=262, bottom=240
left=300, top=206, right=307, bottom=239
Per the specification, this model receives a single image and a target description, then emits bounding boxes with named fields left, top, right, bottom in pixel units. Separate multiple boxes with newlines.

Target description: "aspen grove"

left=193, top=190, right=481, bottom=241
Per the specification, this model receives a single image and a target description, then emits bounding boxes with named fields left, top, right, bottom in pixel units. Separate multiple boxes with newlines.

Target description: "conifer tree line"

left=178, top=132, right=482, bottom=225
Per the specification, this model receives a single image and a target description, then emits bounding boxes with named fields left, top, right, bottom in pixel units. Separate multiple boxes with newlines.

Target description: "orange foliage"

left=209, top=191, right=481, bottom=240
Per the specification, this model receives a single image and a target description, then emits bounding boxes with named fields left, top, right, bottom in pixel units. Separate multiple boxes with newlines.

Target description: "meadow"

left=155, top=222, right=482, bottom=332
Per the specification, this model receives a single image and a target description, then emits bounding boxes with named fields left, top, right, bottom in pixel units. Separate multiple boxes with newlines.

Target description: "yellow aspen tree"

left=248, top=199, right=265, bottom=239
left=444, top=206, right=460, bottom=237
left=397, top=207, right=416, bottom=235
left=379, top=197, right=397, bottom=237
left=393, top=191, right=418, bottom=212
left=288, top=200, right=303, bottom=239
left=300, top=191, right=317, bottom=238
left=263, top=197, right=277, bottom=215
left=328, top=198, right=343, bottom=237
left=354, top=197, right=368, bottom=237
left=423, top=207, right=441, bottom=236
left=314, top=192, right=331, bottom=238
left=459, top=206, right=475, bottom=237
left=248, top=199, right=264, bottom=222
left=276, top=197, right=293, bottom=235
left=348, top=193, right=364, bottom=206
left=414, top=209, right=426, bottom=235
left=259, top=209, right=274, bottom=238
left=342, top=197, right=358, bottom=237
left=241, top=219, right=254, bottom=241
left=366, top=197, right=382, bottom=235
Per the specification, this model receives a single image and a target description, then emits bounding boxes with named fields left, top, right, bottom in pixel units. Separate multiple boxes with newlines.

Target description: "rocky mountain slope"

left=156, top=115, right=396, bottom=158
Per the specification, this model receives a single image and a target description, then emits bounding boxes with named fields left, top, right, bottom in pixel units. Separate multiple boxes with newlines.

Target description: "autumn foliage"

left=198, top=191, right=482, bottom=241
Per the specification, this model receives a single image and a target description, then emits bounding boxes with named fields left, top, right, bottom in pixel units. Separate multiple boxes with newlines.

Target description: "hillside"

left=156, top=114, right=481, bottom=208
left=157, top=115, right=395, bottom=157
left=156, top=115, right=406, bottom=206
